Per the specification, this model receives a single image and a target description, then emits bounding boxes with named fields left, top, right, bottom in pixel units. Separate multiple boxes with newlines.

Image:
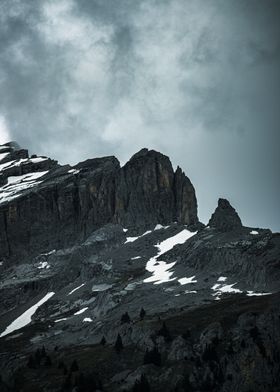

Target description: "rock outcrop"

left=208, top=198, right=242, bottom=232
left=114, top=148, right=198, bottom=229
left=0, top=144, right=198, bottom=261
left=0, top=143, right=279, bottom=392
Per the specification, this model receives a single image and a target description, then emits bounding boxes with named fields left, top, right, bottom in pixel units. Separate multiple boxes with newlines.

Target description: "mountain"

left=0, top=142, right=279, bottom=392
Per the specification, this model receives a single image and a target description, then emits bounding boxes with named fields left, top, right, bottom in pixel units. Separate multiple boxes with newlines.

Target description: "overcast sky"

left=0, top=0, right=279, bottom=231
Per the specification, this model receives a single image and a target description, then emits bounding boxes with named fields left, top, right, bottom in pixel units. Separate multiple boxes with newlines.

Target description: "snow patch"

left=246, top=291, right=271, bottom=297
left=212, top=283, right=242, bottom=299
left=92, top=284, right=112, bottom=292
left=125, top=229, right=153, bottom=244
left=55, top=318, right=68, bottom=323
left=131, top=256, right=141, bottom=260
left=144, top=229, right=197, bottom=285
left=38, top=261, right=50, bottom=269
left=125, top=237, right=138, bottom=243
left=154, top=224, right=169, bottom=230
left=0, top=159, right=16, bottom=172
left=218, top=284, right=242, bottom=294
left=74, top=307, right=88, bottom=315
left=7, top=171, right=48, bottom=185
left=0, top=157, right=47, bottom=173
left=83, top=317, right=93, bottom=322
left=68, top=283, right=85, bottom=296
left=178, top=276, right=197, bottom=285
left=250, top=230, right=259, bottom=235
left=68, top=168, right=80, bottom=174
left=217, top=276, right=227, bottom=282
left=41, top=250, right=56, bottom=256
left=0, top=170, right=48, bottom=204
left=0, top=152, right=10, bottom=161
left=156, top=229, right=197, bottom=256
left=0, top=292, right=55, bottom=337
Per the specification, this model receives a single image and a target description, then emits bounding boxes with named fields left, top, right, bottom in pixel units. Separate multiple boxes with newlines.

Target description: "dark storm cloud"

left=0, top=0, right=279, bottom=231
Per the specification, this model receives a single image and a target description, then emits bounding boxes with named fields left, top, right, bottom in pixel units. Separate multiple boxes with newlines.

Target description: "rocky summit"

left=0, top=142, right=279, bottom=392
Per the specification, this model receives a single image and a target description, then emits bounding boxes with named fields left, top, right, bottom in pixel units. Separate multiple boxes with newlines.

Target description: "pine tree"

left=143, top=347, right=161, bottom=366
left=70, top=359, right=79, bottom=372
left=62, top=374, right=72, bottom=390
left=45, top=355, right=52, bottom=367
left=121, top=312, right=131, bottom=324
left=27, top=354, right=36, bottom=369
left=100, top=336, right=106, bottom=346
left=58, top=360, right=65, bottom=370
left=41, top=345, right=46, bottom=357
left=114, top=334, right=123, bottom=353
left=132, top=374, right=150, bottom=392
left=74, top=372, right=85, bottom=389
left=35, top=348, right=41, bottom=365
left=157, top=321, right=172, bottom=342
left=139, top=308, right=146, bottom=320
left=202, top=345, right=218, bottom=362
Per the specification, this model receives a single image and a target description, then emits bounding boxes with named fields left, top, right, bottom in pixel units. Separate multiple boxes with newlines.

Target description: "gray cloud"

left=0, top=0, right=279, bottom=231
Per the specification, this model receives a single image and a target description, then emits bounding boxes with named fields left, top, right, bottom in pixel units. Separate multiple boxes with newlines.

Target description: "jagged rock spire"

left=208, top=198, right=242, bottom=232
left=114, top=148, right=198, bottom=228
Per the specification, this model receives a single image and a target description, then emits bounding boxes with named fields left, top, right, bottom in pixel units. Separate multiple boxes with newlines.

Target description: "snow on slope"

left=144, top=229, right=197, bottom=285
left=0, top=292, right=55, bottom=338
left=68, top=283, right=85, bottom=296
left=0, top=170, right=48, bottom=204
left=0, top=157, right=48, bottom=172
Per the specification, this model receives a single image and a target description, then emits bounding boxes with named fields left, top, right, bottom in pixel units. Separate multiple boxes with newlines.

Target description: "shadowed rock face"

left=114, top=148, right=198, bottom=229
left=0, top=145, right=198, bottom=261
left=208, top=198, right=242, bottom=232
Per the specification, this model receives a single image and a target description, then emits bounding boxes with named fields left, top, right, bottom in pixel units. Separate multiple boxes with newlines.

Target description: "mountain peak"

left=208, top=198, right=242, bottom=232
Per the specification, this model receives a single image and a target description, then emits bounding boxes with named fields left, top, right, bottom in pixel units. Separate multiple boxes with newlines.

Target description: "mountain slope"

left=0, top=142, right=279, bottom=392
left=0, top=144, right=198, bottom=262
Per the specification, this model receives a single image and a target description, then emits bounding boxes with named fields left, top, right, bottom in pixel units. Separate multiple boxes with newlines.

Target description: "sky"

left=0, top=0, right=279, bottom=231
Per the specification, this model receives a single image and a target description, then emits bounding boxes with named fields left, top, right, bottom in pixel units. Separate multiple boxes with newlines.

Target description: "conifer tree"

left=45, top=355, right=52, bottom=367
left=139, top=308, right=146, bottom=320
left=121, top=312, right=131, bottom=324
left=70, top=359, right=79, bottom=372
left=35, top=348, right=41, bottom=365
left=100, top=336, right=106, bottom=346
left=114, top=333, right=123, bottom=353
left=132, top=374, right=150, bottom=392
left=62, top=374, right=72, bottom=390
left=143, top=346, right=161, bottom=366
left=27, top=354, right=36, bottom=369
left=158, top=321, right=172, bottom=342
left=41, top=345, right=46, bottom=357
left=58, top=360, right=65, bottom=370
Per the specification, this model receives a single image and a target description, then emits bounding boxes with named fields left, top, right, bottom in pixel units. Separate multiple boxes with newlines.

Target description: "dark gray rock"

left=0, top=142, right=279, bottom=392
left=208, top=198, right=242, bottom=232
left=0, top=145, right=199, bottom=261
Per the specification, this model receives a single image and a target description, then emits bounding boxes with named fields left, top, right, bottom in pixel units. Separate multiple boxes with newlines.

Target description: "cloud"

left=0, top=0, right=279, bottom=230
left=0, top=115, right=11, bottom=143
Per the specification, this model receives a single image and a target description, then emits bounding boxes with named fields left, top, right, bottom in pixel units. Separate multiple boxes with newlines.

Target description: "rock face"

left=0, top=144, right=198, bottom=261
left=208, top=198, right=242, bottom=231
left=0, top=142, right=279, bottom=392
left=114, top=149, right=198, bottom=229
